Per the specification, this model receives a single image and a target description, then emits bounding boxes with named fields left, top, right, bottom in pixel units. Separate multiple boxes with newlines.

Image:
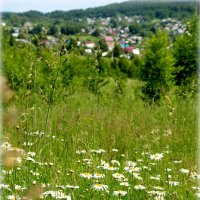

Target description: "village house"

left=85, top=41, right=95, bottom=49
left=122, top=45, right=140, bottom=56
left=103, top=35, right=115, bottom=51
left=12, top=27, right=20, bottom=37
left=85, top=49, right=92, bottom=54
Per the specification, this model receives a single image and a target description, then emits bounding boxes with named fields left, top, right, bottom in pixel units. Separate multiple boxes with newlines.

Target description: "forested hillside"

left=1, top=1, right=197, bottom=25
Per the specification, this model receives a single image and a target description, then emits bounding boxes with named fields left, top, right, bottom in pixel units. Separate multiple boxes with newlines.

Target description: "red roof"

left=104, top=36, right=113, bottom=42
left=124, top=46, right=135, bottom=53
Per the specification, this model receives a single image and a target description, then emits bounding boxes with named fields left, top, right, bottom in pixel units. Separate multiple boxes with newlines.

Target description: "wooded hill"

left=1, top=0, right=197, bottom=25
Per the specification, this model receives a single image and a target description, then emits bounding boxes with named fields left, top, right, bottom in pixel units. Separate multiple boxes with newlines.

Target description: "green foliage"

left=1, top=23, right=198, bottom=200
left=113, top=43, right=122, bottom=57
left=9, top=35, right=15, bottom=46
left=131, top=55, right=143, bottom=79
left=118, top=57, right=132, bottom=77
left=111, top=58, right=123, bottom=78
left=29, top=24, right=43, bottom=34
left=140, top=31, right=174, bottom=101
left=92, top=28, right=101, bottom=37
left=110, top=18, right=118, bottom=28
left=60, top=22, right=82, bottom=35
left=129, top=23, right=141, bottom=34
left=97, top=39, right=108, bottom=52
left=47, top=25, right=59, bottom=36
left=173, top=14, right=198, bottom=86
left=98, top=57, right=111, bottom=76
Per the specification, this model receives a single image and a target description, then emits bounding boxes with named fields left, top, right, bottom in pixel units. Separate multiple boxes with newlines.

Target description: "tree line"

left=1, top=1, right=196, bottom=26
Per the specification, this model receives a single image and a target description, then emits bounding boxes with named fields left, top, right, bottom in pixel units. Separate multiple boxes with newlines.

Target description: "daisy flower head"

left=167, top=181, right=180, bottom=186
left=14, top=185, right=22, bottom=191
left=7, top=195, right=15, bottom=200
left=120, top=182, right=130, bottom=187
left=83, top=158, right=92, bottom=165
left=125, top=161, right=137, bottom=167
left=93, top=173, right=105, bottom=179
left=90, top=149, right=105, bottom=154
left=180, top=168, right=190, bottom=174
left=132, top=173, right=143, bottom=180
left=1, top=142, right=12, bottom=150
left=191, top=172, right=200, bottom=179
left=111, top=160, right=120, bottom=166
left=112, top=173, right=125, bottom=180
left=42, top=190, right=71, bottom=199
left=173, top=160, right=182, bottom=164
left=27, top=151, right=36, bottom=157
left=103, top=164, right=118, bottom=171
left=124, top=166, right=140, bottom=173
left=0, top=183, right=10, bottom=190
left=80, top=172, right=93, bottom=179
left=150, top=175, right=161, bottom=181
left=57, top=185, right=79, bottom=190
left=150, top=153, right=163, bottom=161
left=154, top=194, right=165, bottom=200
left=134, top=185, right=146, bottom=190
left=23, top=142, right=34, bottom=147
left=192, top=186, right=200, bottom=191
left=92, top=183, right=108, bottom=191
left=168, top=174, right=171, bottom=179
left=113, top=190, right=127, bottom=196
left=76, top=150, right=86, bottom=154
left=153, top=186, right=164, bottom=191
left=148, top=191, right=165, bottom=199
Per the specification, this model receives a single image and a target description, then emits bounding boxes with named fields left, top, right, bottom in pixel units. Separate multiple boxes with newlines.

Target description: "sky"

left=1, top=0, right=128, bottom=13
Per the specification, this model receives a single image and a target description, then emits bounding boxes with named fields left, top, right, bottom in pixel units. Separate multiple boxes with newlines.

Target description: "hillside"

left=1, top=0, right=197, bottom=25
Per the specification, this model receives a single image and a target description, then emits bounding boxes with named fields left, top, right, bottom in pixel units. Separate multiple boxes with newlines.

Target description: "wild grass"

left=1, top=83, right=198, bottom=199
left=1, top=32, right=198, bottom=199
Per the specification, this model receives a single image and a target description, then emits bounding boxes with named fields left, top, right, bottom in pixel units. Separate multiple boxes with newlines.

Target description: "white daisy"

left=113, top=190, right=127, bottom=196
left=92, top=183, right=108, bottom=191
left=112, top=173, right=125, bottom=180
left=80, top=172, right=93, bottom=179
left=42, top=190, right=71, bottom=199
left=93, top=173, right=105, bottom=179
left=150, top=153, right=163, bottom=161
left=180, top=168, right=189, bottom=174
left=120, top=182, right=130, bottom=187
left=134, top=185, right=146, bottom=190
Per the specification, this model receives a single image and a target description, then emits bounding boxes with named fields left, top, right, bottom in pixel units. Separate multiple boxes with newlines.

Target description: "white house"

left=85, top=49, right=92, bottom=54
left=85, top=41, right=95, bottom=49
left=133, top=48, right=140, bottom=55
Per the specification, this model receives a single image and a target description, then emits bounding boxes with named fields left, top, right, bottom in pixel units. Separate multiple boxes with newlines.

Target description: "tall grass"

left=1, top=83, right=198, bottom=199
left=1, top=35, right=198, bottom=199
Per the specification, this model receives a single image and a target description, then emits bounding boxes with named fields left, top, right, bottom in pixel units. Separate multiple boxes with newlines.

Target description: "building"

left=85, top=41, right=95, bottom=49
left=103, top=35, right=115, bottom=51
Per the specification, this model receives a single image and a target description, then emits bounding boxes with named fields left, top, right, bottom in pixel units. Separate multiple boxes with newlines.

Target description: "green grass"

left=1, top=86, right=198, bottom=199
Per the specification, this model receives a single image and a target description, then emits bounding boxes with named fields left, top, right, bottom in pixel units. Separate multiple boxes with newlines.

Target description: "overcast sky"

left=1, top=0, right=128, bottom=13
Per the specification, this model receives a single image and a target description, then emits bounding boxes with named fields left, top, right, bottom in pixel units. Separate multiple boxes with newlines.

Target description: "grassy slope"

left=2, top=80, right=197, bottom=199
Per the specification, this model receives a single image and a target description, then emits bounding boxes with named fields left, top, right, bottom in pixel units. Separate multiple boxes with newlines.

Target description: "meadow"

left=1, top=73, right=198, bottom=199
left=1, top=18, right=199, bottom=199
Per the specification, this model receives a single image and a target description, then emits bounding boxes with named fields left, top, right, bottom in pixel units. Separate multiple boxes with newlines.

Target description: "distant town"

left=1, top=1, right=195, bottom=58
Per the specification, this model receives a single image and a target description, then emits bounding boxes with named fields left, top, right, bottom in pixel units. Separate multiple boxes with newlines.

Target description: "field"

left=1, top=74, right=198, bottom=199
